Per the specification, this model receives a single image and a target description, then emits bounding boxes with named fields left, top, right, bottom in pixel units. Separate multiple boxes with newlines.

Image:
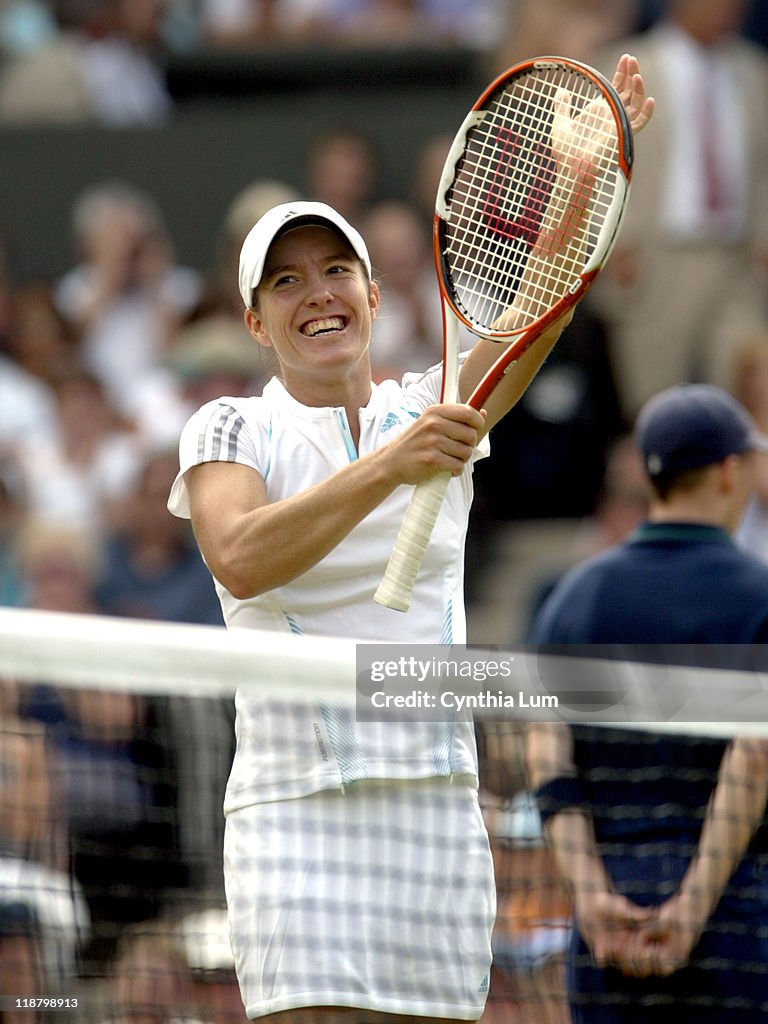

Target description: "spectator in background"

left=79, top=0, right=174, bottom=126
left=12, top=519, right=213, bottom=979
left=143, top=314, right=271, bottom=448
left=362, top=198, right=445, bottom=379
left=165, top=315, right=271, bottom=414
left=470, top=302, right=626, bottom=525
left=95, top=919, right=211, bottom=1024
left=94, top=448, right=224, bottom=625
left=0, top=348, right=57, bottom=451
left=409, top=132, right=452, bottom=230
left=594, top=0, right=768, bottom=419
left=302, top=0, right=503, bottom=50
left=11, top=522, right=187, bottom=973
left=201, top=179, right=302, bottom=320
left=5, top=283, right=79, bottom=386
left=0, top=0, right=173, bottom=125
left=522, top=432, right=651, bottom=637
left=16, top=370, right=145, bottom=535
left=0, top=681, right=90, bottom=1019
left=16, top=675, right=187, bottom=975
left=0, top=2, right=92, bottom=124
left=100, top=0, right=508, bottom=53
left=16, top=518, right=103, bottom=615
left=196, top=0, right=272, bottom=48
left=312, top=0, right=436, bottom=47
left=303, top=128, right=378, bottom=226
left=490, top=0, right=639, bottom=73
left=196, top=0, right=323, bottom=49
left=54, top=181, right=201, bottom=426
left=569, top=432, right=651, bottom=559
left=12, top=525, right=189, bottom=973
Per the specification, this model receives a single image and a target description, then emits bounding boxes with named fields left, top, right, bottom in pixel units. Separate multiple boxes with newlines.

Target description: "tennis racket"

left=374, top=56, right=633, bottom=611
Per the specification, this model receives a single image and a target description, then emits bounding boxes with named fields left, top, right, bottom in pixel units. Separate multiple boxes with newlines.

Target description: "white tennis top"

left=168, top=368, right=489, bottom=807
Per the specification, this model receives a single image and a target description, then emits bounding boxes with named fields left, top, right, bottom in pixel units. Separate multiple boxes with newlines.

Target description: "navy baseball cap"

left=635, top=383, right=768, bottom=479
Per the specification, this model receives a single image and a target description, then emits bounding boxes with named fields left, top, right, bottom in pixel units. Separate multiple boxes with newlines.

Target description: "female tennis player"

left=168, top=56, right=652, bottom=1024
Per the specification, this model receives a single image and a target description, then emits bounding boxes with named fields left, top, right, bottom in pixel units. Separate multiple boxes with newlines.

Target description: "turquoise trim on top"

left=334, top=408, right=358, bottom=463
left=263, top=412, right=273, bottom=481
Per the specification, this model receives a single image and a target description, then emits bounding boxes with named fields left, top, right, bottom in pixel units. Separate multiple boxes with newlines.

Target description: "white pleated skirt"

left=223, top=775, right=496, bottom=1020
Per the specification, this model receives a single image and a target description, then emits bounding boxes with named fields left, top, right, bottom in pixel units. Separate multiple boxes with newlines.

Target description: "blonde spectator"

left=16, top=518, right=103, bottom=614
left=205, top=179, right=302, bottom=319
left=54, top=181, right=201, bottom=423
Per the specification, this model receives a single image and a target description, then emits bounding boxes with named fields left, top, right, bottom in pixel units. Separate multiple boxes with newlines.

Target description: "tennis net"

left=1, top=607, right=766, bottom=1022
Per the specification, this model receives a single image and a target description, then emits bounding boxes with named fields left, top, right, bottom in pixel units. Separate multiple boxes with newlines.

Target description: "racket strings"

left=442, top=66, right=621, bottom=334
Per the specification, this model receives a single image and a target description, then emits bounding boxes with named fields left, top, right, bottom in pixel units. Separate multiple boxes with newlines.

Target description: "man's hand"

left=617, top=892, right=707, bottom=978
left=574, top=889, right=655, bottom=969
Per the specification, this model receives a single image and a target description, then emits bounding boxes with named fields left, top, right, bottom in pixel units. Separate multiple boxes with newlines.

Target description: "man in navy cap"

left=527, top=383, right=768, bottom=1021
left=532, top=382, right=768, bottom=643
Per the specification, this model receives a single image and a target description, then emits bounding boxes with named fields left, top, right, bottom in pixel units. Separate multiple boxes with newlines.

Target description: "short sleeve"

left=167, top=399, right=260, bottom=519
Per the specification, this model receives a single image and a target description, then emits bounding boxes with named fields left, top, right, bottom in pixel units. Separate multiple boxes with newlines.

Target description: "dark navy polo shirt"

left=529, top=521, right=768, bottom=850
left=530, top=522, right=768, bottom=645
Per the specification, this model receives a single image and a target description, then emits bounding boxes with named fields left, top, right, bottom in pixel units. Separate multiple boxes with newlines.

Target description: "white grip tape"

left=373, top=471, right=451, bottom=612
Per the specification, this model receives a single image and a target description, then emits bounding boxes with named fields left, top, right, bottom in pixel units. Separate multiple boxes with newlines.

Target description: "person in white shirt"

left=167, top=59, right=653, bottom=1023
left=55, top=181, right=201, bottom=426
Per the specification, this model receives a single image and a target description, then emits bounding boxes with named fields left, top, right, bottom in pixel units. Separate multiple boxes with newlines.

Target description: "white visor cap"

left=238, top=201, right=372, bottom=308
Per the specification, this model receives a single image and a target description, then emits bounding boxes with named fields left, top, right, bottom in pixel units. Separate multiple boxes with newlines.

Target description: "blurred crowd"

left=1, top=0, right=768, bottom=1021
left=0, top=1, right=764, bottom=125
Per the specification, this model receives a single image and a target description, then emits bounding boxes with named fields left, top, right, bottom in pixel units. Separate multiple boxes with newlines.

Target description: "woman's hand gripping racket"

left=374, top=55, right=643, bottom=611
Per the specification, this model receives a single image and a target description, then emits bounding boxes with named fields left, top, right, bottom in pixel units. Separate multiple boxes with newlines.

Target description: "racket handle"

left=374, top=471, right=451, bottom=612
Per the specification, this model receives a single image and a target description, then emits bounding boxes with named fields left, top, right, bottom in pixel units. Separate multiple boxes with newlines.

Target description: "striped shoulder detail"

left=198, top=403, right=246, bottom=463
left=284, top=613, right=304, bottom=636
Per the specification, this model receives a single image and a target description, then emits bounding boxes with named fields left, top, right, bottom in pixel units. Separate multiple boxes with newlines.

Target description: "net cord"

left=1, top=608, right=768, bottom=740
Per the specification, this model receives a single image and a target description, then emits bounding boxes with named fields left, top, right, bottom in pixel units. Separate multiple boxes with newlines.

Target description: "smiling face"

left=244, top=224, right=379, bottom=405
